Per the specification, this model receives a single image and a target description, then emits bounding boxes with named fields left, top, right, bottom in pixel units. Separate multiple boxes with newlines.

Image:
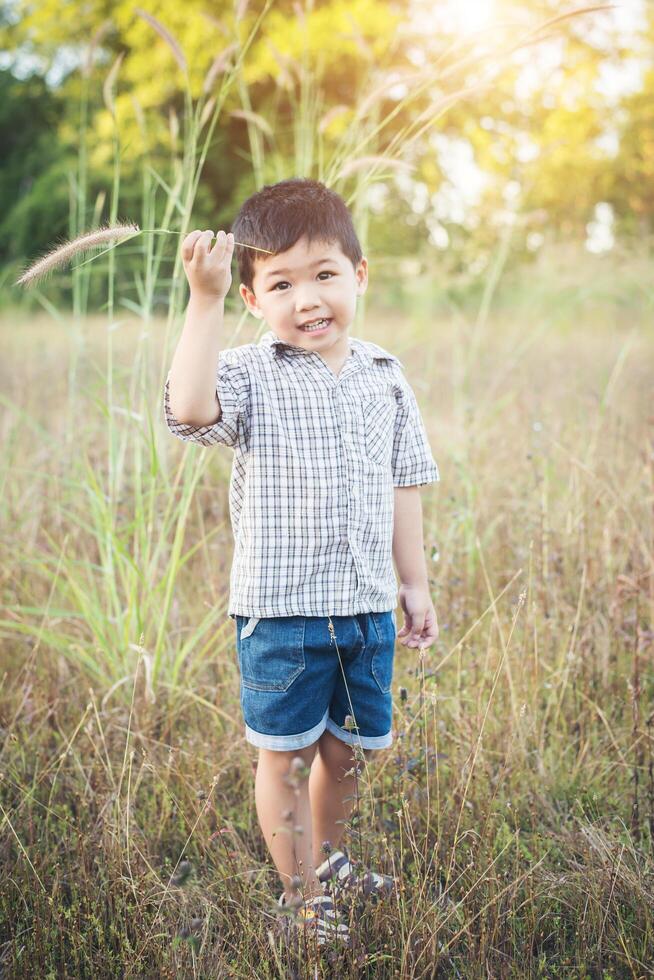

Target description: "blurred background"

left=1, top=0, right=652, bottom=312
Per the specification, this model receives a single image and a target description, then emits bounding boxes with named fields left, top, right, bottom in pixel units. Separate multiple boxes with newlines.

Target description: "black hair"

left=230, top=177, right=363, bottom=292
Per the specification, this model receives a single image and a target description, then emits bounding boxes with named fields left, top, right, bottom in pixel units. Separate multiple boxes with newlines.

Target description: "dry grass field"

left=1, top=247, right=652, bottom=976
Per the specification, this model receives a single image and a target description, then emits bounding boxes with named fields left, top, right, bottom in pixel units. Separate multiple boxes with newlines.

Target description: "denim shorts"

left=234, top=611, right=397, bottom=751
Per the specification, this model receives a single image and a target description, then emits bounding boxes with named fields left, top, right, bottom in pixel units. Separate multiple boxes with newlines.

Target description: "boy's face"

left=239, top=236, right=368, bottom=356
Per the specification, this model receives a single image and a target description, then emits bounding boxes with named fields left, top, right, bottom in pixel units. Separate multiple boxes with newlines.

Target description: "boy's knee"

left=318, top=729, right=374, bottom=772
left=258, top=743, right=317, bottom=770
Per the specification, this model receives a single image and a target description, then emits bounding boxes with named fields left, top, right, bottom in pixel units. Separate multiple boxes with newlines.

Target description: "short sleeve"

left=391, top=373, right=440, bottom=487
left=163, top=357, right=249, bottom=448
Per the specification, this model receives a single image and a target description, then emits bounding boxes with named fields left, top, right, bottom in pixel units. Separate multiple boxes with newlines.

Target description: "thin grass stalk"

left=340, top=76, right=497, bottom=212
left=44, top=701, right=94, bottom=814
left=441, top=851, right=550, bottom=954
left=323, top=58, right=465, bottom=189
left=73, top=55, right=89, bottom=317
left=103, top=54, right=124, bottom=556
left=122, top=182, right=160, bottom=602
left=432, top=573, right=524, bottom=686
left=631, top=612, right=643, bottom=843
left=122, top=181, right=177, bottom=634
left=0, top=418, right=208, bottom=691
left=294, top=1, right=319, bottom=179
left=418, top=646, right=432, bottom=873
left=326, top=6, right=604, bottom=200
left=152, top=456, right=211, bottom=678
left=431, top=676, right=442, bottom=876
left=443, top=573, right=523, bottom=891
left=468, top=313, right=553, bottom=443
left=145, top=396, right=228, bottom=611
left=53, top=7, right=264, bottom=696
left=158, top=0, right=275, bottom=412
left=478, top=538, right=525, bottom=742
left=472, top=208, right=519, bottom=346
left=0, top=815, right=48, bottom=895
left=128, top=770, right=225, bottom=972
left=65, top=47, right=91, bottom=454
left=80, top=458, right=127, bottom=665
left=135, top=7, right=188, bottom=75
left=124, top=176, right=187, bottom=472
left=319, top=20, right=409, bottom=187
left=191, top=0, right=275, bottom=190
left=403, top=791, right=426, bottom=876
left=646, top=692, right=654, bottom=852
left=326, top=616, right=376, bottom=866
left=344, top=86, right=486, bottom=206
left=168, top=588, right=228, bottom=690
left=235, top=78, right=266, bottom=187
left=549, top=562, right=587, bottom=734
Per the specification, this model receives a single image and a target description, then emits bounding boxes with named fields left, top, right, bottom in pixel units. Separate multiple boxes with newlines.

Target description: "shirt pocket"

left=361, top=394, right=395, bottom=467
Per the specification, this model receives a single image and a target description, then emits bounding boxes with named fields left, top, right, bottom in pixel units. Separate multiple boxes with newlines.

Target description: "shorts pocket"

left=236, top=616, right=306, bottom=693
left=370, top=611, right=396, bottom=694
left=240, top=616, right=260, bottom=640
left=361, top=395, right=395, bottom=466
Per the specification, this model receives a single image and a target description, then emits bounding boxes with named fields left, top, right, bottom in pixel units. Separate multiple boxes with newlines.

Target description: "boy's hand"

left=181, top=229, right=234, bottom=300
left=396, top=584, right=439, bottom=650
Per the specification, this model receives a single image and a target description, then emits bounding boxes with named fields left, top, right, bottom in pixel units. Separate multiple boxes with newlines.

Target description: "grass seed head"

left=14, top=222, right=140, bottom=289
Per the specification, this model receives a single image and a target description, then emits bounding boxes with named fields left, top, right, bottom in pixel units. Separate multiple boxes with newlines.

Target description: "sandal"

left=315, top=849, right=397, bottom=903
left=277, top=890, right=351, bottom=946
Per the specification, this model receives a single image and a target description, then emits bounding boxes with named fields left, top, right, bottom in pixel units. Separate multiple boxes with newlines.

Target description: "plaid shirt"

left=163, top=329, right=440, bottom=619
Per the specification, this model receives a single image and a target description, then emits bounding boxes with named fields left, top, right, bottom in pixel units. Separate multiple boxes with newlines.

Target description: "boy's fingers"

left=181, top=230, right=205, bottom=261
left=209, top=229, right=227, bottom=256
left=195, top=230, right=214, bottom=256
left=399, top=615, right=437, bottom=646
left=404, top=616, right=436, bottom=646
left=210, top=230, right=235, bottom=259
left=185, top=230, right=214, bottom=263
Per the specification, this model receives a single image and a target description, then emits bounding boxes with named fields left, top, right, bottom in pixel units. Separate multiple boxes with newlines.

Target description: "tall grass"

left=1, top=2, right=652, bottom=976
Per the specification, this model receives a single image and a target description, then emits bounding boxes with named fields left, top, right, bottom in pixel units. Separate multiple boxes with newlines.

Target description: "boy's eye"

left=271, top=271, right=335, bottom=291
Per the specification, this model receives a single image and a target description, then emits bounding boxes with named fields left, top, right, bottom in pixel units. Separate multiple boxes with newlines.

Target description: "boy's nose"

left=295, top=288, right=322, bottom=311
left=296, top=300, right=322, bottom=314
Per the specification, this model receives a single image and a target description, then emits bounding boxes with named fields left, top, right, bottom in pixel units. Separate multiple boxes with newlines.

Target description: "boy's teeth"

left=302, top=319, right=329, bottom=331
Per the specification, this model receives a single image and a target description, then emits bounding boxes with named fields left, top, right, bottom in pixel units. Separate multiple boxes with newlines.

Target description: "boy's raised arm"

left=167, top=229, right=235, bottom=426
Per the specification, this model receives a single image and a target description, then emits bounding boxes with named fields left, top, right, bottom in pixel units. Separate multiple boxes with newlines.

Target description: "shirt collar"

left=257, top=329, right=402, bottom=369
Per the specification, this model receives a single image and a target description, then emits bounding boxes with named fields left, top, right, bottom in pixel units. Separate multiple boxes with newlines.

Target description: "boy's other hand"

left=396, top=584, right=439, bottom=650
left=181, top=229, right=235, bottom=300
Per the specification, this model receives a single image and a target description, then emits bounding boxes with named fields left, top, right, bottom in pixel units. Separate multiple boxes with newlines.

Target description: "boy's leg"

left=310, top=610, right=394, bottom=867
left=308, top=728, right=373, bottom=867
left=255, top=742, right=325, bottom=902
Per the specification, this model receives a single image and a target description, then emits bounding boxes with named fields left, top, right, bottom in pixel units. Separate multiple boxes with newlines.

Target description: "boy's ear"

left=355, top=256, right=368, bottom=295
left=239, top=283, right=263, bottom=318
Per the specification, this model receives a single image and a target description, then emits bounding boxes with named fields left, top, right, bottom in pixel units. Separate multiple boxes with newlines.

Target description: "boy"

left=164, top=178, right=440, bottom=946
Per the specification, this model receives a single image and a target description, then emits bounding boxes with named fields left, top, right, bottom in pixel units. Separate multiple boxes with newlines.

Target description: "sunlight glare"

left=452, top=0, right=495, bottom=35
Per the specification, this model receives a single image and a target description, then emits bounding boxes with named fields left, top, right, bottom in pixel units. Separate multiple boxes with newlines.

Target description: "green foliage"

left=0, top=69, right=70, bottom=263
left=3, top=0, right=653, bottom=300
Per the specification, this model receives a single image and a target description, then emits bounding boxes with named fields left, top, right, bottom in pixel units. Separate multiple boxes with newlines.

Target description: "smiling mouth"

left=299, top=318, right=332, bottom=334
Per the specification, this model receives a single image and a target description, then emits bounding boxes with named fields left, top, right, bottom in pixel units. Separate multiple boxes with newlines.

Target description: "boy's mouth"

left=298, top=317, right=332, bottom=335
